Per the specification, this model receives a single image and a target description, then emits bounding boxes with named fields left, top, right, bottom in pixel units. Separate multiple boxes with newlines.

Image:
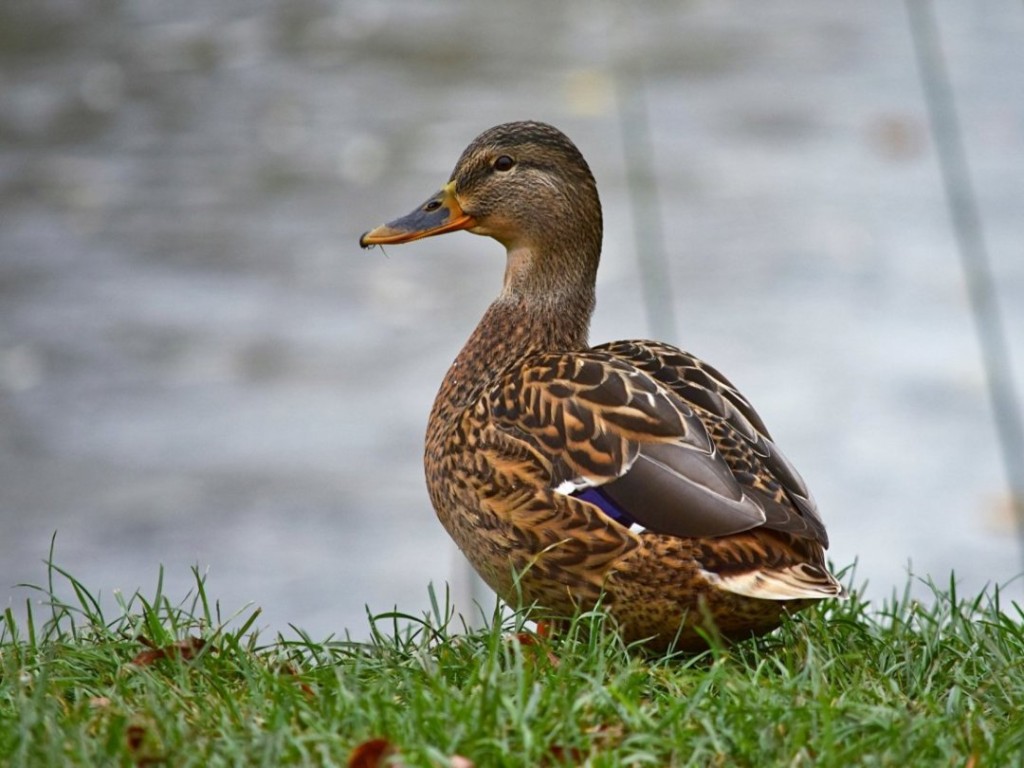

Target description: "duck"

left=360, top=121, right=844, bottom=651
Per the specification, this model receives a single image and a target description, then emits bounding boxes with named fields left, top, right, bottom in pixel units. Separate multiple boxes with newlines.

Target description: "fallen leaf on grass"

left=131, top=636, right=207, bottom=666
left=347, top=738, right=474, bottom=768
left=125, top=724, right=146, bottom=752
left=348, top=739, right=400, bottom=768
left=512, top=631, right=560, bottom=667
left=125, top=721, right=163, bottom=767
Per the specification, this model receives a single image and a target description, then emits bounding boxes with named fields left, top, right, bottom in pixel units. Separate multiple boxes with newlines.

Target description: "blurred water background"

left=2, top=0, right=1023, bottom=639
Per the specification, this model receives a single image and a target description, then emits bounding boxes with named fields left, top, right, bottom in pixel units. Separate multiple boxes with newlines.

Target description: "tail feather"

left=708, top=563, right=846, bottom=601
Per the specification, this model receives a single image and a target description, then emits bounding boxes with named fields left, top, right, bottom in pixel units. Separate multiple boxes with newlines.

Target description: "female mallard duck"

left=360, top=121, right=843, bottom=651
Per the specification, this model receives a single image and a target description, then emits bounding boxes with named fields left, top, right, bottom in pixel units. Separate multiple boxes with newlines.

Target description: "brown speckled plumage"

left=360, top=121, right=843, bottom=651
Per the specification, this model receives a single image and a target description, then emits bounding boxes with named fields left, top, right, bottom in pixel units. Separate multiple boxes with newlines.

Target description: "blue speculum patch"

left=574, top=486, right=637, bottom=529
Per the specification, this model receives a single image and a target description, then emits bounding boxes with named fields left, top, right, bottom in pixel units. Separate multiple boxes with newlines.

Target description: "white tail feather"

left=706, top=564, right=846, bottom=601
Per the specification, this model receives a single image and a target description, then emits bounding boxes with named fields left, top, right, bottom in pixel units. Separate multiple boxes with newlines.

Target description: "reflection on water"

left=1, top=1, right=1023, bottom=638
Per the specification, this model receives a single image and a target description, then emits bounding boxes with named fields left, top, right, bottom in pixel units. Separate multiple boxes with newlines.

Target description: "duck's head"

left=360, top=121, right=603, bottom=295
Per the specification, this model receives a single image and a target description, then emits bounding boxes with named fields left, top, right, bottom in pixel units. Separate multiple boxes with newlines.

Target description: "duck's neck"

left=428, top=277, right=595, bottom=434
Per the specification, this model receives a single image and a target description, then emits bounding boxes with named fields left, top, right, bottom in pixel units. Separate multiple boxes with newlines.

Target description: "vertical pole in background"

left=906, top=0, right=1024, bottom=568
left=611, top=12, right=679, bottom=343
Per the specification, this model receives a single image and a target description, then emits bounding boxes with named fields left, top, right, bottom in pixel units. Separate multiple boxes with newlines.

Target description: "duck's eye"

left=493, top=155, right=515, bottom=172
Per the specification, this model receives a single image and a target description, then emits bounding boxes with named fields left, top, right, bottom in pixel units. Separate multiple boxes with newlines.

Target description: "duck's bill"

left=360, top=182, right=476, bottom=247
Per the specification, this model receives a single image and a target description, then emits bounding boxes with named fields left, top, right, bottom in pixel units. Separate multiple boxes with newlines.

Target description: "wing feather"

left=486, top=342, right=829, bottom=547
left=594, top=341, right=829, bottom=546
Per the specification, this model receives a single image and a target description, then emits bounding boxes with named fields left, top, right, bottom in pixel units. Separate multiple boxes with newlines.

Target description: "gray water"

left=2, top=0, right=1023, bottom=640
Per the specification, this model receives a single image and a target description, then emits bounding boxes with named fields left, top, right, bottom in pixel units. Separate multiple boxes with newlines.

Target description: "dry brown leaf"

left=348, top=738, right=400, bottom=768
left=512, top=631, right=560, bottom=667
left=124, top=721, right=164, bottom=767
left=125, top=724, right=146, bottom=752
left=130, top=636, right=206, bottom=666
left=347, top=738, right=473, bottom=768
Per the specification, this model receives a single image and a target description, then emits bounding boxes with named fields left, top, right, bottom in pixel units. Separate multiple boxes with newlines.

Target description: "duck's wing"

left=484, top=347, right=825, bottom=546
left=593, top=340, right=828, bottom=546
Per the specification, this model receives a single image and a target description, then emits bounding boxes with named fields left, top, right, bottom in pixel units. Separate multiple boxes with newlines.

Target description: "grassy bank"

left=1, top=561, right=1022, bottom=766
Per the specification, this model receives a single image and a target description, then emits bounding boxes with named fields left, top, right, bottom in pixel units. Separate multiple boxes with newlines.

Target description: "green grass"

left=2, top=559, right=1023, bottom=767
